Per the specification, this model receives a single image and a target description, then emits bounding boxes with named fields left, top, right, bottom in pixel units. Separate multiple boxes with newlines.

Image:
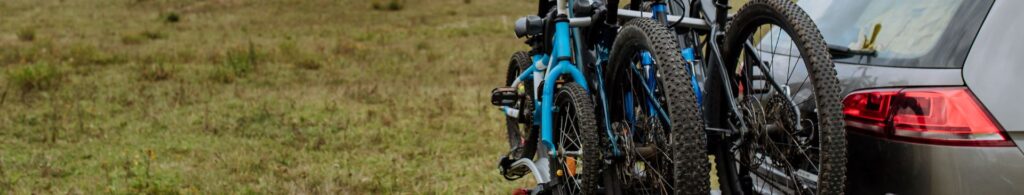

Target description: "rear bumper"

left=848, top=132, right=1024, bottom=195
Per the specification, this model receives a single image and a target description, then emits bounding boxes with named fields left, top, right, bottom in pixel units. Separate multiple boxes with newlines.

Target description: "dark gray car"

left=753, top=0, right=1024, bottom=194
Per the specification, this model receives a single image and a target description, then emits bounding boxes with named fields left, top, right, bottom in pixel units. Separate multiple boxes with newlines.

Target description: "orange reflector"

left=566, top=157, right=577, bottom=177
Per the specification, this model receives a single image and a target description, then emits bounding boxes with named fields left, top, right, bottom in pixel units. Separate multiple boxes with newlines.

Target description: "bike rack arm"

left=616, top=9, right=710, bottom=30
left=568, top=17, right=594, bottom=28
left=567, top=9, right=710, bottom=30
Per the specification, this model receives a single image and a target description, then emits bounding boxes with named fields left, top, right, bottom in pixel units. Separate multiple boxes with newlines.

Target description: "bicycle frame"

left=506, top=0, right=686, bottom=159
left=620, top=0, right=805, bottom=134
left=497, top=0, right=804, bottom=192
left=500, top=0, right=590, bottom=186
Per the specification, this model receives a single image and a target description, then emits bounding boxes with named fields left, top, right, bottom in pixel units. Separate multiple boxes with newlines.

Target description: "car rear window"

left=758, top=0, right=994, bottom=68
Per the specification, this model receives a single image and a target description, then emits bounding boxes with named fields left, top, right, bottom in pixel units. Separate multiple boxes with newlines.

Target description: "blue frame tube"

left=532, top=54, right=549, bottom=70
left=651, top=2, right=668, bottom=23
left=641, top=51, right=658, bottom=117
left=594, top=48, right=621, bottom=156
left=554, top=21, right=572, bottom=62
left=540, top=60, right=588, bottom=155
left=629, top=61, right=673, bottom=128
left=539, top=18, right=589, bottom=156
left=515, top=64, right=537, bottom=84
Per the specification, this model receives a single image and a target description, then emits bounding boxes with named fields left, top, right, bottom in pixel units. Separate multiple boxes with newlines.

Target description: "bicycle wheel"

left=504, top=51, right=537, bottom=162
left=550, top=83, right=603, bottom=195
left=714, top=0, right=846, bottom=194
left=607, top=18, right=710, bottom=194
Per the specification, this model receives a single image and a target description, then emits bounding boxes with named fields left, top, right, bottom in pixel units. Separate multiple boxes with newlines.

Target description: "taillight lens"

left=842, top=87, right=1013, bottom=147
left=843, top=89, right=899, bottom=134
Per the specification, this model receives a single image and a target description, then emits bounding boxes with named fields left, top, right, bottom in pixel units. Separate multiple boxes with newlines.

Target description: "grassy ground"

left=0, top=0, right=535, bottom=194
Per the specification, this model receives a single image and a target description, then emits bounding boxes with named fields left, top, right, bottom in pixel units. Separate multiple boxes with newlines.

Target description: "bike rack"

left=616, top=9, right=710, bottom=30
left=565, top=9, right=711, bottom=30
left=502, top=6, right=728, bottom=194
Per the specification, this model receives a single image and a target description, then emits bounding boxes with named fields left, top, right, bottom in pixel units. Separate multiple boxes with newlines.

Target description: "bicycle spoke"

left=764, top=133, right=807, bottom=192
left=790, top=70, right=810, bottom=98
left=732, top=22, right=827, bottom=194
left=613, top=51, right=680, bottom=194
left=785, top=50, right=803, bottom=86
left=770, top=25, right=783, bottom=90
left=736, top=149, right=795, bottom=194
left=556, top=95, right=586, bottom=194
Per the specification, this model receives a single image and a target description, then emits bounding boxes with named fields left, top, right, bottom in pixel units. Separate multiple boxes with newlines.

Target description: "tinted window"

left=759, top=0, right=994, bottom=68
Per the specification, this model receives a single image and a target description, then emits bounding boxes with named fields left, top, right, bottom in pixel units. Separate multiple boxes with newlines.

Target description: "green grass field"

left=0, top=0, right=758, bottom=193
left=0, top=0, right=536, bottom=193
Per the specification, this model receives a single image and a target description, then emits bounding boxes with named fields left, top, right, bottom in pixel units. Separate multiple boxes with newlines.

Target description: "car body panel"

left=833, top=63, right=964, bottom=93
left=848, top=133, right=1024, bottom=195
left=962, top=0, right=1024, bottom=154
left=1011, top=132, right=1024, bottom=157
left=755, top=53, right=965, bottom=112
left=750, top=0, right=1024, bottom=194
left=756, top=17, right=1024, bottom=195
left=756, top=55, right=1024, bottom=194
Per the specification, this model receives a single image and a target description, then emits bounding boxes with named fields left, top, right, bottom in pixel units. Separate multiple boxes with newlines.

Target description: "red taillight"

left=842, top=87, right=1014, bottom=147
left=842, top=89, right=899, bottom=134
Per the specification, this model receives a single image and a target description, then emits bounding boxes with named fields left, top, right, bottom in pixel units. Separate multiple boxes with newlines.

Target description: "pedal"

left=499, top=154, right=532, bottom=181
left=498, top=156, right=531, bottom=180
left=491, top=87, right=519, bottom=106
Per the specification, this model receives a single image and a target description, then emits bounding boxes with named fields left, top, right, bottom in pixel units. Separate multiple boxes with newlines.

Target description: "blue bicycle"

left=491, top=0, right=606, bottom=193
left=492, top=0, right=709, bottom=194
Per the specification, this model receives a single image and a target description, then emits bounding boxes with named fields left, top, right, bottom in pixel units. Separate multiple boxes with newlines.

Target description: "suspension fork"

left=651, top=0, right=669, bottom=24
left=625, top=51, right=673, bottom=132
left=641, top=51, right=658, bottom=118
left=540, top=15, right=589, bottom=157
left=622, top=51, right=657, bottom=140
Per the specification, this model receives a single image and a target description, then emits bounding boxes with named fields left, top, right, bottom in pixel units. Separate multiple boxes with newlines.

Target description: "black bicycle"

left=614, top=0, right=847, bottom=194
